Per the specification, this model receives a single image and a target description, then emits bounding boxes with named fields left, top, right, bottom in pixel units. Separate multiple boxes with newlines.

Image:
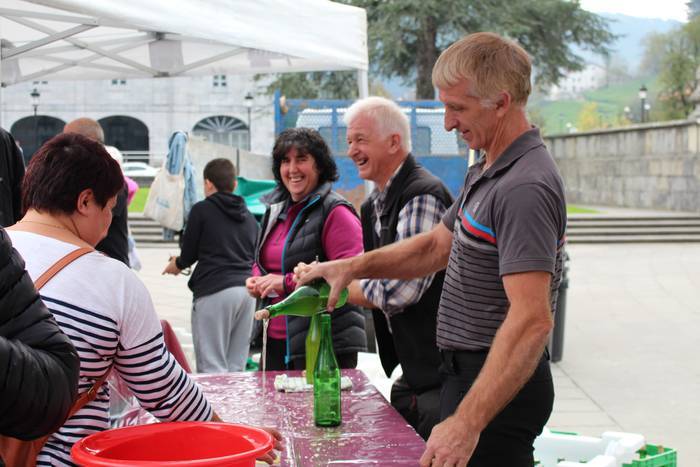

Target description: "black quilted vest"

left=256, top=182, right=366, bottom=362
left=360, top=155, right=453, bottom=392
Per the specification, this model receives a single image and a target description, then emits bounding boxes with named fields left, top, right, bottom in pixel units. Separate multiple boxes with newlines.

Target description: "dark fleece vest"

left=256, top=182, right=366, bottom=362
left=361, top=155, right=453, bottom=392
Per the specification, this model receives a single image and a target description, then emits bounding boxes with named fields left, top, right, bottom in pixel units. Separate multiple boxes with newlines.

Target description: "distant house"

left=548, top=63, right=607, bottom=100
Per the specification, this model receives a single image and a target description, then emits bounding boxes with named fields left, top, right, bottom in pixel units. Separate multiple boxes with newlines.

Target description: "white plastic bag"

left=143, top=166, right=185, bottom=231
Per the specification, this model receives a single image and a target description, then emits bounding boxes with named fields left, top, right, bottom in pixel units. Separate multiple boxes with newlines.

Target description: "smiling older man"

left=343, top=97, right=453, bottom=440
left=295, top=32, right=567, bottom=467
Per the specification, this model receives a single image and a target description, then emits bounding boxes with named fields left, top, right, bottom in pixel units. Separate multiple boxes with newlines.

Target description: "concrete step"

left=568, top=214, right=700, bottom=222
left=569, top=235, right=700, bottom=243
left=567, top=227, right=700, bottom=236
left=128, top=214, right=177, bottom=245
left=129, top=213, right=700, bottom=244
left=568, top=220, right=700, bottom=228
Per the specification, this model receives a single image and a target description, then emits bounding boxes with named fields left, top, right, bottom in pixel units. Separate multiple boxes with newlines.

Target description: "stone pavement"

left=134, top=242, right=699, bottom=465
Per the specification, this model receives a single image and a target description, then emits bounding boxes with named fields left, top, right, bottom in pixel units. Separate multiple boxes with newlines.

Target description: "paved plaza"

left=136, top=241, right=700, bottom=464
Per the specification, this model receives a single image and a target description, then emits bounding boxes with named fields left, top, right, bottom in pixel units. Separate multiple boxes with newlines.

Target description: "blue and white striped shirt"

left=8, top=231, right=212, bottom=467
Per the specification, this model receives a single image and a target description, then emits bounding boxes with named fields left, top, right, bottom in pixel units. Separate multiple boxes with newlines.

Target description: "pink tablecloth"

left=197, top=369, right=425, bottom=465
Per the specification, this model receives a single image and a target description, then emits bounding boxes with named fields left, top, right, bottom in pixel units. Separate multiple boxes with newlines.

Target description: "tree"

left=576, top=102, right=601, bottom=131
left=256, top=71, right=358, bottom=99
left=257, top=71, right=391, bottom=100
left=340, top=0, right=615, bottom=98
left=260, top=0, right=614, bottom=100
left=688, top=0, right=700, bottom=19
left=639, top=32, right=669, bottom=76
left=653, top=18, right=700, bottom=119
left=603, top=54, right=631, bottom=86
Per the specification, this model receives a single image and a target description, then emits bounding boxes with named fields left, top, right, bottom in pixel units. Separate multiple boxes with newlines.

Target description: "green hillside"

left=531, top=75, right=661, bottom=135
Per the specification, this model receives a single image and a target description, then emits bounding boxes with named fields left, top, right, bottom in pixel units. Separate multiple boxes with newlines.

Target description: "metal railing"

left=121, top=151, right=163, bottom=166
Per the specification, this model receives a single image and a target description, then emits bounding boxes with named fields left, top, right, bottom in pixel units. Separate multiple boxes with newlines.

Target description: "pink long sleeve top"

left=253, top=202, right=363, bottom=339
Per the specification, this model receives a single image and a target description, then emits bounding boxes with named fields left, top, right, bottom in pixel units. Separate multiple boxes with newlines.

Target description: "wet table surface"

left=193, top=369, right=425, bottom=466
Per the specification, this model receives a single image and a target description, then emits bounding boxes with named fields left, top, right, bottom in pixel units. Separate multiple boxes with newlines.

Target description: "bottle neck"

left=319, top=314, right=333, bottom=347
left=265, top=284, right=322, bottom=318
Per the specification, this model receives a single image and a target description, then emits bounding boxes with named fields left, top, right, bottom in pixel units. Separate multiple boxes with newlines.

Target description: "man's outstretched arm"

left=295, top=222, right=453, bottom=309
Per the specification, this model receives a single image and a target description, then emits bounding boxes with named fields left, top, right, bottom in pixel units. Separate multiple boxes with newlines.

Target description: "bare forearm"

left=347, top=280, right=375, bottom=309
left=349, top=224, right=451, bottom=281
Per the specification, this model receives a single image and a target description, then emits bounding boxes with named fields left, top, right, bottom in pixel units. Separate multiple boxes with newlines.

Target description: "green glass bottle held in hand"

left=254, top=281, right=349, bottom=320
left=313, top=313, right=341, bottom=427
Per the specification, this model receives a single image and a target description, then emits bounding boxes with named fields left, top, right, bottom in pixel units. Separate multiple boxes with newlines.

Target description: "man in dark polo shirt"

left=295, top=32, right=566, bottom=467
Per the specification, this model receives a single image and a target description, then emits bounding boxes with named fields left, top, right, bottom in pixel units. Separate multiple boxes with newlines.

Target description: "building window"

left=98, top=116, right=149, bottom=155
left=193, top=115, right=249, bottom=150
left=110, top=79, right=127, bottom=86
left=213, top=75, right=227, bottom=87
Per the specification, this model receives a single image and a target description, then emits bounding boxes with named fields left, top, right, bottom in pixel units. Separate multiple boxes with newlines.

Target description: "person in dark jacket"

left=0, top=227, right=80, bottom=443
left=163, top=158, right=259, bottom=372
left=246, top=128, right=366, bottom=371
left=63, top=118, right=129, bottom=266
left=0, top=127, right=25, bottom=227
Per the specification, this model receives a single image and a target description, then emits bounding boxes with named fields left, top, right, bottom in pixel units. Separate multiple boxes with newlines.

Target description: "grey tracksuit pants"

left=192, top=286, right=254, bottom=373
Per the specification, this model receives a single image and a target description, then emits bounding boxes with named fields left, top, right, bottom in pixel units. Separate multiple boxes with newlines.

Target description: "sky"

left=580, top=0, right=688, bottom=22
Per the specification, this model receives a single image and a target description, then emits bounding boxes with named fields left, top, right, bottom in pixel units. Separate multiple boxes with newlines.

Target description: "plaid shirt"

left=360, top=165, right=447, bottom=318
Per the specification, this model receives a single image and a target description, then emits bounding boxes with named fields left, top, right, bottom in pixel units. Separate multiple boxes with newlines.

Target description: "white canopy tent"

left=0, top=0, right=369, bottom=123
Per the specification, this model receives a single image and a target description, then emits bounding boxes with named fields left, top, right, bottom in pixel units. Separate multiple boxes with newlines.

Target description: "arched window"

left=98, top=116, right=149, bottom=160
left=10, top=116, right=66, bottom=165
left=192, top=115, right=249, bottom=150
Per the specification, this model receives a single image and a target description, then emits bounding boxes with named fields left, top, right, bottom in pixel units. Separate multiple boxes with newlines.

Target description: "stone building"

left=0, top=74, right=274, bottom=164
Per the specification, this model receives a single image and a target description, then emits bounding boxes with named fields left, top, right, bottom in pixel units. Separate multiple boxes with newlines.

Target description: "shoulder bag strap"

left=32, top=246, right=110, bottom=417
left=34, top=247, right=93, bottom=291
left=66, top=367, right=113, bottom=418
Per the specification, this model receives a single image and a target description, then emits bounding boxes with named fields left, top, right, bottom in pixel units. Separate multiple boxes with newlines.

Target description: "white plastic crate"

left=534, top=427, right=645, bottom=467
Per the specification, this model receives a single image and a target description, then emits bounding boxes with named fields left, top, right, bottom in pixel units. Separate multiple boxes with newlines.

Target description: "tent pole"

left=357, top=69, right=369, bottom=98
left=357, top=69, right=373, bottom=195
left=1, top=23, right=4, bottom=127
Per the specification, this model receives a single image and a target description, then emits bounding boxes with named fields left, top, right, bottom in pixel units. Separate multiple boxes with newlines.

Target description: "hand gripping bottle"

left=255, top=281, right=349, bottom=320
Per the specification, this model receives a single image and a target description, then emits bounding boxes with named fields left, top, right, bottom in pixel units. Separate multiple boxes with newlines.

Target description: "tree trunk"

left=415, top=16, right=439, bottom=99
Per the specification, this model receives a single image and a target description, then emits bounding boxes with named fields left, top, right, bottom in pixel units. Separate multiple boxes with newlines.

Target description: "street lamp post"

left=30, top=87, right=41, bottom=152
left=639, top=84, right=648, bottom=123
left=244, top=92, right=253, bottom=151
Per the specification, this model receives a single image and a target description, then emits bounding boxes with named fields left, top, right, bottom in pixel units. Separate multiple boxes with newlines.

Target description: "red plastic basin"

left=71, top=422, right=273, bottom=467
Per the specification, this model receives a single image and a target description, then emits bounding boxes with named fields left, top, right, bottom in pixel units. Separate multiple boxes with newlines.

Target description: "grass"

left=567, top=205, right=598, bottom=214
left=531, top=74, right=662, bottom=134
left=128, top=187, right=149, bottom=213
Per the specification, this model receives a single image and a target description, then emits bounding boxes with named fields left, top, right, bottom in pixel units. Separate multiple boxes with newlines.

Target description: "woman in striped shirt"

left=8, top=133, right=280, bottom=466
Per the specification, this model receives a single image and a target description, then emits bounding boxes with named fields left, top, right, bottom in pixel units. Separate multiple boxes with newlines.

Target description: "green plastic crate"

left=534, top=431, right=677, bottom=467
left=622, top=444, right=677, bottom=467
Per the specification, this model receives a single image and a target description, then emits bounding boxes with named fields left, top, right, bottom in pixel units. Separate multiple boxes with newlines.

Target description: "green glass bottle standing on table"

left=262, top=281, right=348, bottom=318
left=313, top=313, right=341, bottom=427
left=305, top=314, right=321, bottom=384
left=304, top=282, right=347, bottom=384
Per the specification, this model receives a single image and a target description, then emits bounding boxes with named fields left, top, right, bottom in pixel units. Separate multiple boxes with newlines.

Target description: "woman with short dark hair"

left=7, top=134, right=281, bottom=465
left=246, top=127, right=366, bottom=371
